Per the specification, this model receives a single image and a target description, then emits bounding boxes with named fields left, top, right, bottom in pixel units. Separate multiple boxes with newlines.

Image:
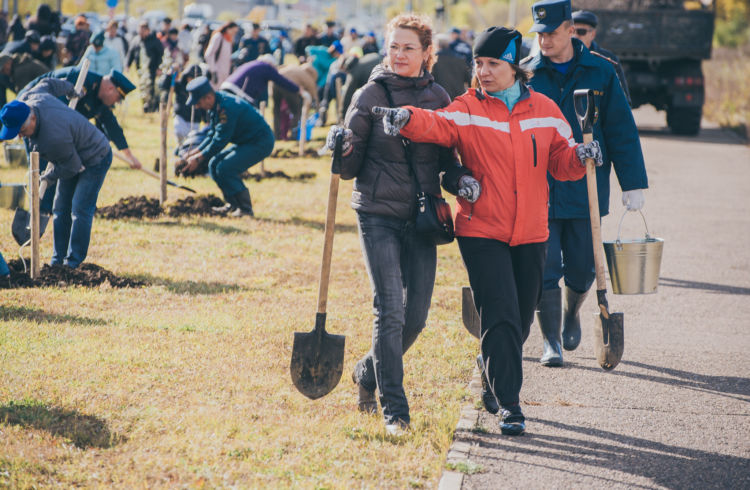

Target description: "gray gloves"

left=622, top=189, right=645, bottom=211
left=575, top=140, right=603, bottom=167
left=458, top=175, right=481, bottom=203
left=325, top=125, right=353, bottom=154
left=372, top=106, right=411, bottom=136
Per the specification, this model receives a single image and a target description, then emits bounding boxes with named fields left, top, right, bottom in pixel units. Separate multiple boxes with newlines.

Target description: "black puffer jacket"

left=342, top=65, right=468, bottom=220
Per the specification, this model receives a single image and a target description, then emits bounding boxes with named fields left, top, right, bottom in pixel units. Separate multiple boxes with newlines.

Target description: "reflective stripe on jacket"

left=400, top=86, right=586, bottom=246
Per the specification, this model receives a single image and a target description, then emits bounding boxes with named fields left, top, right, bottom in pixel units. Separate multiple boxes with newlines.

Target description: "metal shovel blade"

left=290, top=313, right=345, bottom=400
left=12, top=208, right=50, bottom=246
left=461, top=286, right=481, bottom=339
left=593, top=311, right=624, bottom=371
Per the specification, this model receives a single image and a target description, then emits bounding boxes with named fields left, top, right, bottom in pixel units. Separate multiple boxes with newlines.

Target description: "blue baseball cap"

left=185, top=76, right=214, bottom=106
left=530, top=0, right=572, bottom=33
left=0, top=100, right=31, bottom=140
left=331, top=40, right=344, bottom=54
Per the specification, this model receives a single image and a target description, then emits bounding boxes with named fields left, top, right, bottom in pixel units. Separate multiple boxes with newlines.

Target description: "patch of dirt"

left=166, top=195, right=225, bottom=217
left=270, top=147, right=322, bottom=159
left=97, top=196, right=162, bottom=220
left=243, top=171, right=316, bottom=182
left=96, top=195, right=231, bottom=219
left=1, top=259, right=145, bottom=289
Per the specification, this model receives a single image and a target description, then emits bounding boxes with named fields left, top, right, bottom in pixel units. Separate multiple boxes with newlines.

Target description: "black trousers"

left=458, top=237, right=547, bottom=407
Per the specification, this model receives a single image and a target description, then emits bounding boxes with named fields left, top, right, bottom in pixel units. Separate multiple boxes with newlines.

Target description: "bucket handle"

left=616, top=209, right=651, bottom=247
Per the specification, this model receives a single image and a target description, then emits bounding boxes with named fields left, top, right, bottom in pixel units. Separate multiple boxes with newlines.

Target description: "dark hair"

left=470, top=62, right=532, bottom=89
left=219, top=21, right=238, bottom=34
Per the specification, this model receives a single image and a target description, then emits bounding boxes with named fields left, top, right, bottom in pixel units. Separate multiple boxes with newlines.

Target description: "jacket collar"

left=473, top=82, right=532, bottom=106
left=369, top=63, right=434, bottom=91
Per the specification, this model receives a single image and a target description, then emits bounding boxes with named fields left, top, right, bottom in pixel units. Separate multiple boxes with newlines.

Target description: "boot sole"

left=540, top=357, right=563, bottom=367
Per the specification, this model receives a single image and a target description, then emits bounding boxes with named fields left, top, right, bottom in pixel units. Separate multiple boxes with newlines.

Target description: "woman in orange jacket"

left=373, top=26, right=602, bottom=435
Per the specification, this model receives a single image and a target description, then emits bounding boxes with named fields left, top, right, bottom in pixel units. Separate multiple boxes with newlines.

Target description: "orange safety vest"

left=401, top=87, right=586, bottom=246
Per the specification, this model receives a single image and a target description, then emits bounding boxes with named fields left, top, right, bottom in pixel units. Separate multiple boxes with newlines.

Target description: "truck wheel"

left=667, top=106, right=702, bottom=136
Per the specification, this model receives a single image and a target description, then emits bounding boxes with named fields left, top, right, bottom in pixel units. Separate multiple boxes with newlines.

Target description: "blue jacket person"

left=524, top=0, right=648, bottom=366
left=0, top=88, right=113, bottom=268
left=180, top=76, right=274, bottom=217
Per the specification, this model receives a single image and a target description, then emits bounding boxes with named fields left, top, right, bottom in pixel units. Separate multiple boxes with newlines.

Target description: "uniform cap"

left=91, top=31, right=105, bottom=47
left=473, top=27, right=522, bottom=65
left=108, top=70, right=136, bottom=97
left=572, top=10, right=598, bottom=28
left=530, top=0, right=572, bottom=33
left=24, top=30, right=41, bottom=43
left=185, top=76, right=214, bottom=106
left=0, top=100, right=31, bottom=140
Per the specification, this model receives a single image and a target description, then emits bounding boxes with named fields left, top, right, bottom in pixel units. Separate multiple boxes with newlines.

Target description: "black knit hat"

left=472, top=27, right=522, bottom=65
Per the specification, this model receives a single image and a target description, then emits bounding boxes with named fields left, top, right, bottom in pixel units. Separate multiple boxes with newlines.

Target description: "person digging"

left=176, top=76, right=274, bottom=217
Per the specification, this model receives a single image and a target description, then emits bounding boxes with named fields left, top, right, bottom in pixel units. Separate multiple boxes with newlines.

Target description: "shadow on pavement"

left=659, top=277, right=750, bottom=296
left=562, top=359, right=750, bottom=403
left=637, top=125, right=746, bottom=146
left=0, top=401, right=126, bottom=449
left=480, top=418, right=749, bottom=489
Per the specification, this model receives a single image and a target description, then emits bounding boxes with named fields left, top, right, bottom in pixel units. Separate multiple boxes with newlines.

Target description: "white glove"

left=458, top=175, right=481, bottom=203
left=622, top=189, right=645, bottom=211
left=372, top=106, right=411, bottom=136
left=575, top=140, right=603, bottom=167
left=325, top=125, right=353, bottom=154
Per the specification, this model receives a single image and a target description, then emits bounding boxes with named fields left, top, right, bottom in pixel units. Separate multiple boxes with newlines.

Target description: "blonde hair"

left=385, top=13, right=435, bottom=72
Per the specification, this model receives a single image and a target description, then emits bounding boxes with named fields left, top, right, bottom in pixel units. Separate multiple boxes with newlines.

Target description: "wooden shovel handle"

left=317, top=135, right=343, bottom=314
left=583, top=132, right=608, bottom=293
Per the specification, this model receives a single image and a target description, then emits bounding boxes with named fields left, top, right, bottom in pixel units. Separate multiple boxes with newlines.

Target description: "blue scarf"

left=488, top=80, right=521, bottom=113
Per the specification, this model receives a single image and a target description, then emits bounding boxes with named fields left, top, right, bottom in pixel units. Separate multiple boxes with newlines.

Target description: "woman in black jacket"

left=326, top=13, right=478, bottom=436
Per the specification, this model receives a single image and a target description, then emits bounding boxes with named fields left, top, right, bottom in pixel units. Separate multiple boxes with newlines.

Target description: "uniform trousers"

left=543, top=218, right=596, bottom=293
left=208, top=134, right=274, bottom=201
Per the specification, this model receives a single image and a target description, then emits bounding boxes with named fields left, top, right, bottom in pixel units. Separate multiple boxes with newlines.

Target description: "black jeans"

left=355, top=212, right=437, bottom=425
left=458, top=237, right=546, bottom=407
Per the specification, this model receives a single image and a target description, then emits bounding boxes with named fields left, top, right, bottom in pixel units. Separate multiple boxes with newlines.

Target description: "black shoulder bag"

left=377, top=81, right=454, bottom=245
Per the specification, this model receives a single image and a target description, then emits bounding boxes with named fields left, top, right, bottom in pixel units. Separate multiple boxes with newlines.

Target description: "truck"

left=578, top=0, right=715, bottom=135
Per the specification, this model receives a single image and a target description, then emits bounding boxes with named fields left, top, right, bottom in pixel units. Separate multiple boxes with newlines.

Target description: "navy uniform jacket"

left=19, top=66, right=129, bottom=150
left=197, top=91, right=274, bottom=160
left=591, top=40, right=631, bottom=106
left=524, top=38, right=648, bottom=219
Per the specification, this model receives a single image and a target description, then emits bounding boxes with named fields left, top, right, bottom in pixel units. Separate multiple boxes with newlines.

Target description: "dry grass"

left=703, top=45, right=750, bottom=138
left=0, top=93, right=476, bottom=488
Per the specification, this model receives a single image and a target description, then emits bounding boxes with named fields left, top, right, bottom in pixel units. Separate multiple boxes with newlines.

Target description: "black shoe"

left=499, top=407, right=526, bottom=436
left=476, top=354, right=499, bottom=415
left=351, top=369, right=377, bottom=414
left=229, top=189, right=254, bottom=217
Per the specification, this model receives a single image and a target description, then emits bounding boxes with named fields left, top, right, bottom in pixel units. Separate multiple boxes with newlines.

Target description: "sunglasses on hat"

left=575, top=28, right=593, bottom=36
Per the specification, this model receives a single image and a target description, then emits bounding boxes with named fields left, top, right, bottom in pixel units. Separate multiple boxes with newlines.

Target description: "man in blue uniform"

left=178, top=76, right=274, bottom=217
left=572, top=10, right=631, bottom=106
left=524, top=0, right=648, bottom=367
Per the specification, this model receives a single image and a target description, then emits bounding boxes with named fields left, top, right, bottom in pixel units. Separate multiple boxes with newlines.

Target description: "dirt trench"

left=0, top=259, right=144, bottom=289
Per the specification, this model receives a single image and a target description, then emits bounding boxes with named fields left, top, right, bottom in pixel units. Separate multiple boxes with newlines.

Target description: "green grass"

left=0, top=78, right=476, bottom=488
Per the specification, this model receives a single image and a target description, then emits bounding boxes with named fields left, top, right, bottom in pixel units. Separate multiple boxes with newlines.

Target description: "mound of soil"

left=1, top=259, right=145, bottom=289
left=271, top=147, right=322, bottom=159
left=166, top=194, right=225, bottom=217
left=244, top=170, right=316, bottom=182
left=97, top=196, right=162, bottom=220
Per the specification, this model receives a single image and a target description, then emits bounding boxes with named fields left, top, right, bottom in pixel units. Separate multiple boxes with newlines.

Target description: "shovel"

left=12, top=59, right=90, bottom=247
left=113, top=151, right=196, bottom=193
left=290, top=133, right=345, bottom=399
left=461, top=286, right=481, bottom=339
left=574, top=89, right=624, bottom=371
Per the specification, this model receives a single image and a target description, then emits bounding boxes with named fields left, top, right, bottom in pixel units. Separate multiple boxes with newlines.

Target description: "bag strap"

left=374, top=79, right=423, bottom=194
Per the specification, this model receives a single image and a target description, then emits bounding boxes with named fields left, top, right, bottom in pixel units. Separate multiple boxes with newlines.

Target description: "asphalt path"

left=458, top=107, right=750, bottom=489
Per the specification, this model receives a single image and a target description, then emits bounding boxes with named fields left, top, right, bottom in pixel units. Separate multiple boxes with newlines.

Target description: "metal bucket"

left=3, top=142, right=28, bottom=167
left=603, top=210, right=664, bottom=295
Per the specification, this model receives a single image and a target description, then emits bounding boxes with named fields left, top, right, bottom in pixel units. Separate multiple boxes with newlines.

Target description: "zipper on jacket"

left=531, top=133, right=538, bottom=167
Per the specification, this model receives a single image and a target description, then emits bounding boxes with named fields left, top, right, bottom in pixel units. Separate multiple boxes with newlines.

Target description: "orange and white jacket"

left=400, top=86, right=586, bottom=246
